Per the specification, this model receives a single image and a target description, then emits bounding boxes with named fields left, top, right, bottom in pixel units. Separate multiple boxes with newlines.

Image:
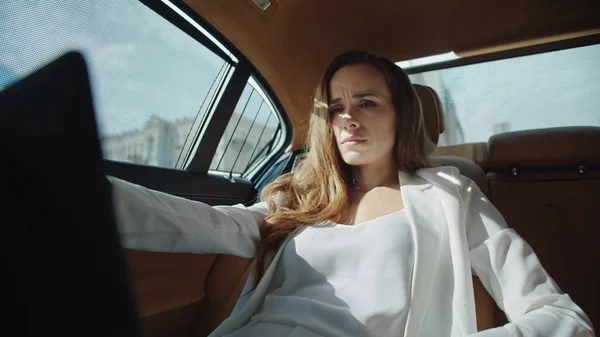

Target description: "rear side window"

left=407, top=44, right=600, bottom=146
left=0, top=0, right=232, bottom=169
left=210, top=77, right=283, bottom=176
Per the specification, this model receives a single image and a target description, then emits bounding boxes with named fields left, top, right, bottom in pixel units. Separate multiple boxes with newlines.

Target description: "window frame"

left=139, top=0, right=291, bottom=181
left=207, top=76, right=287, bottom=179
left=404, top=34, right=600, bottom=75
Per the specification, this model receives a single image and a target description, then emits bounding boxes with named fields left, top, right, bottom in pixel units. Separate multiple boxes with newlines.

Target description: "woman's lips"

left=341, top=136, right=367, bottom=146
left=343, top=140, right=365, bottom=146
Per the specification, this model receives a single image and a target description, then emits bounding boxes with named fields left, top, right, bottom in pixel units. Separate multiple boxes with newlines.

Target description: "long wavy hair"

left=253, top=50, right=433, bottom=288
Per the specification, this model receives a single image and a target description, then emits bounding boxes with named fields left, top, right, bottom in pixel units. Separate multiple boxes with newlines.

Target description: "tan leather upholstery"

left=203, top=255, right=255, bottom=334
left=416, top=84, right=498, bottom=331
left=486, top=126, right=600, bottom=168
left=126, top=251, right=216, bottom=337
left=486, top=126, right=600, bottom=329
left=125, top=251, right=256, bottom=337
left=414, top=84, right=445, bottom=145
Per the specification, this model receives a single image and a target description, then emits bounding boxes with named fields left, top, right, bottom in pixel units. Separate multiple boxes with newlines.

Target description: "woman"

left=110, top=51, right=594, bottom=337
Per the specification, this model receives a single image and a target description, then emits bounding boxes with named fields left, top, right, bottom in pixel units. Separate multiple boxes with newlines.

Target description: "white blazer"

left=109, top=166, right=595, bottom=337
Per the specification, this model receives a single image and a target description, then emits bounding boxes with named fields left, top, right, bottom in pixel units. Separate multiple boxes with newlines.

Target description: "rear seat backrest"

left=485, top=126, right=600, bottom=329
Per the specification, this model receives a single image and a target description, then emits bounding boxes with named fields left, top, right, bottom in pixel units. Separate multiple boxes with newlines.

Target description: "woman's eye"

left=359, top=100, right=375, bottom=108
left=329, top=106, right=343, bottom=114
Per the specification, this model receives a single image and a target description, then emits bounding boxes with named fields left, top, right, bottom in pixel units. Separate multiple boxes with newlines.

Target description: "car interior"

left=1, top=0, right=598, bottom=335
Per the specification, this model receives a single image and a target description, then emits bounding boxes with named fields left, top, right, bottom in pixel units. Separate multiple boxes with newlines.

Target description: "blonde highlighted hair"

left=253, top=50, right=433, bottom=287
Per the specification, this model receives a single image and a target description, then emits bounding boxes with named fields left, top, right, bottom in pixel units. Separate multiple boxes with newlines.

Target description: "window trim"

left=139, top=0, right=235, bottom=64
left=186, top=63, right=251, bottom=172
left=175, top=62, right=233, bottom=169
left=206, top=76, right=286, bottom=179
left=240, top=79, right=287, bottom=179
left=405, top=34, right=600, bottom=75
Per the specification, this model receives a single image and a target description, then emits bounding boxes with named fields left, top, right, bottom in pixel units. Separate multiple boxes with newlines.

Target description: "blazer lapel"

left=407, top=168, right=478, bottom=336
left=419, top=168, right=477, bottom=336
left=398, top=170, right=444, bottom=336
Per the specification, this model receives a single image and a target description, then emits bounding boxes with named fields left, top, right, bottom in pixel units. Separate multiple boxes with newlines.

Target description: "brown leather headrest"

left=414, top=84, right=445, bottom=145
left=487, top=126, right=600, bottom=168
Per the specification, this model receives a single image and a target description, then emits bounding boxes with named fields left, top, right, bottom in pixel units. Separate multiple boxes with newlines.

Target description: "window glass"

left=0, top=0, right=228, bottom=168
left=407, top=44, right=600, bottom=146
left=210, top=78, right=282, bottom=175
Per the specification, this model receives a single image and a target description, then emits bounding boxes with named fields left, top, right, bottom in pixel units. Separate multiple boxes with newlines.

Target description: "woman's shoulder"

left=415, top=165, right=462, bottom=180
left=418, top=165, right=461, bottom=175
left=414, top=165, right=473, bottom=191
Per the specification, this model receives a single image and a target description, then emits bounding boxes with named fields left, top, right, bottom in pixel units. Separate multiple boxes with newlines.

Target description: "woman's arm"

left=462, top=177, right=595, bottom=336
left=108, top=176, right=269, bottom=258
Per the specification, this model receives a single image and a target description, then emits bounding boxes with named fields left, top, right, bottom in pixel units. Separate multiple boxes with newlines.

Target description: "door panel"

left=104, top=160, right=255, bottom=205
left=126, top=251, right=216, bottom=337
left=106, top=160, right=258, bottom=337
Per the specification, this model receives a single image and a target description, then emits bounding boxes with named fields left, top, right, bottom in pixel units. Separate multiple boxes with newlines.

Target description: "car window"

left=0, top=0, right=228, bottom=169
left=407, top=44, right=600, bottom=146
left=210, top=77, right=282, bottom=176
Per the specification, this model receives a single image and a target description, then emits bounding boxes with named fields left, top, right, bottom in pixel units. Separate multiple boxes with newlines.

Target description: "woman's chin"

left=340, top=152, right=371, bottom=166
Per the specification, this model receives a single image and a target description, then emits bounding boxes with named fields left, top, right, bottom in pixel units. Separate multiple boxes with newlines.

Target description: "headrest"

left=414, top=84, right=445, bottom=145
left=487, top=126, right=600, bottom=169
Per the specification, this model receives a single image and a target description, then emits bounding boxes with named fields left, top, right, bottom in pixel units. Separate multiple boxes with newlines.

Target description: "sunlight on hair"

left=437, top=171, right=461, bottom=185
left=313, top=98, right=328, bottom=109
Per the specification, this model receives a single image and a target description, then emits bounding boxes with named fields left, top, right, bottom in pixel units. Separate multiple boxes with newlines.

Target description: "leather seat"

left=414, top=83, right=497, bottom=331
left=485, top=126, right=600, bottom=329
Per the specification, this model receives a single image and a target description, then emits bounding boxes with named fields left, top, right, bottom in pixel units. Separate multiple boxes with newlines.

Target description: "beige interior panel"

left=450, top=0, right=600, bottom=56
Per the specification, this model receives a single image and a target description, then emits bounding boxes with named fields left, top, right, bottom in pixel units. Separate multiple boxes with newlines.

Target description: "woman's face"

left=329, top=64, right=397, bottom=167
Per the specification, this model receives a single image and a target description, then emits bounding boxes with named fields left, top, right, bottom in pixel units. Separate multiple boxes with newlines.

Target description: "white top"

left=226, top=209, right=414, bottom=337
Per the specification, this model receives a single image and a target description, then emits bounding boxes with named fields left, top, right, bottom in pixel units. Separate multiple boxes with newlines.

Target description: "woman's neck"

left=351, top=159, right=399, bottom=191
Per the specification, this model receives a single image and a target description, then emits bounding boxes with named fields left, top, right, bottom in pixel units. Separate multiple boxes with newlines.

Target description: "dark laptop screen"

left=0, top=52, right=142, bottom=337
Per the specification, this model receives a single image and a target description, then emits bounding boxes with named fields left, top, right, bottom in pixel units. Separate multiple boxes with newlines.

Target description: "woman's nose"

left=341, top=107, right=359, bottom=129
